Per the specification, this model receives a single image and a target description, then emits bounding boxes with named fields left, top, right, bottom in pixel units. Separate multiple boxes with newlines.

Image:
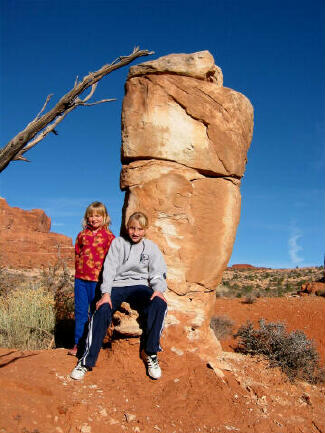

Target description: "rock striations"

left=120, top=51, right=254, bottom=367
left=0, top=197, right=74, bottom=269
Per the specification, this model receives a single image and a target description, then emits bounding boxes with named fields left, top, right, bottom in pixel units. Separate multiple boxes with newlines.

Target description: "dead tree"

left=0, top=47, right=153, bottom=173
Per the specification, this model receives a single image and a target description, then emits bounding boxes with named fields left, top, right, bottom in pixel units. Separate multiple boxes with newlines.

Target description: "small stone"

left=99, top=408, right=108, bottom=417
left=125, top=413, right=136, bottom=423
left=80, top=424, right=91, bottom=433
left=108, top=418, right=119, bottom=425
left=300, top=393, right=312, bottom=405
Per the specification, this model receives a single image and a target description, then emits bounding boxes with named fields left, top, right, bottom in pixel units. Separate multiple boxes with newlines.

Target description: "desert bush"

left=241, top=295, right=256, bottom=304
left=41, top=261, right=73, bottom=294
left=41, top=262, right=75, bottom=347
left=210, top=315, right=234, bottom=339
left=0, top=286, right=55, bottom=350
left=222, top=280, right=231, bottom=288
left=235, top=319, right=323, bottom=383
left=242, top=285, right=253, bottom=294
left=0, top=267, right=33, bottom=297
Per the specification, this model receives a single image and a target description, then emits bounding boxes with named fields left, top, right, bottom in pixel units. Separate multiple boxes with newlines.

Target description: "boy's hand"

left=96, top=293, right=112, bottom=310
left=150, top=291, right=167, bottom=302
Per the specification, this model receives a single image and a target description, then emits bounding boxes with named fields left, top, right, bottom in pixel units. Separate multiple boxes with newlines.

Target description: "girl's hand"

left=150, top=291, right=167, bottom=303
left=96, top=293, right=112, bottom=310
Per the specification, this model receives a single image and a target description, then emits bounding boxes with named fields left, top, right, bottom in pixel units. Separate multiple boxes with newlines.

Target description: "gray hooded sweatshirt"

left=100, top=236, right=167, bottom=295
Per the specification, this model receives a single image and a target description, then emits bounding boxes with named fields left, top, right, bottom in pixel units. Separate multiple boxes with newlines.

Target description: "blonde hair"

left=82, top=201, right=111, bottom=229
left=127, top=212, right=149, bottom=229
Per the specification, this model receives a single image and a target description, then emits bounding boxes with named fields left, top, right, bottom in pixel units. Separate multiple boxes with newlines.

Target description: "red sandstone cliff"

left=0, top=197, right=74, bottom=269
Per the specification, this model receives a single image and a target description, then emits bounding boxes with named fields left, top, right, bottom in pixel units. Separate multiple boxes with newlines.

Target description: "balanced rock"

left=120, top=51, right=254, bottom=367
left=0, top=197, right=74, bottom=269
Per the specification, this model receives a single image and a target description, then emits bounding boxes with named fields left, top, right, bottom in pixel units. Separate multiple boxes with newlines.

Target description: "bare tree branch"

left=0, top=46, right=154, bottom=172
left=78, top=98, right=116, bottom=106
left=82, top=83, right=98, bottom=102
left=35, top=94, right=54, bottom=120
left=13, top=106, right=76, bottom=159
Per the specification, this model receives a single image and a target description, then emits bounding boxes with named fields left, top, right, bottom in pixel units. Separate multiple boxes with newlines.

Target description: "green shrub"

left=210, top=315, right=234, bottom=339
left=0, top=287, right=55, bottom=350
left=235, top=319, right=323, bottom=383
left=242, top=285, right=253, bottom=294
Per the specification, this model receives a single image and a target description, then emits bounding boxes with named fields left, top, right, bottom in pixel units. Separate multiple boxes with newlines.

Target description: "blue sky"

left=1, top=0, right=324, bottom=268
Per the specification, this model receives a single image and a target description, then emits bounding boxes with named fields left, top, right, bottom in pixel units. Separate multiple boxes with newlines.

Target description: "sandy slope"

left=0, top=297, right=324, bottom=433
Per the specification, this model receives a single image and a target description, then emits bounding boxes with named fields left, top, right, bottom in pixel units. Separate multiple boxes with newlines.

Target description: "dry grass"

left=210, top=315, right=234, bottom=339
left=0, top=286, right=55, bottom=350
left=0, top=263, right=75, bottom=350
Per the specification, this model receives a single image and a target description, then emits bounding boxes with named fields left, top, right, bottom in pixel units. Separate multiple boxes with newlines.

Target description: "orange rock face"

left=119, top=51, right=254, bottom=366
left=299, top=282, right=325, bottom=297
left=121, top=52, right=253, bottom=296
left=0, top=197, right=74, bottom=269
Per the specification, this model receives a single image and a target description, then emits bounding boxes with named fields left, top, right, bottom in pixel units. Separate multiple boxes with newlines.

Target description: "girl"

left=68, top=201, right=115, bottom=356
left=70, top=211, right=168, bottom=380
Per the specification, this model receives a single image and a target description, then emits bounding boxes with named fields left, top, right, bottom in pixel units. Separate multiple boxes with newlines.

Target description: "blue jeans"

left=74, top=278, right=99, bottom=345
left=80, top=285, right=168, bottom=368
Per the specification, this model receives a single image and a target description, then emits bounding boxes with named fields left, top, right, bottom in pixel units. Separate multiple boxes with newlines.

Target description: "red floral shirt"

left=75, top=226, right=115, bottom=282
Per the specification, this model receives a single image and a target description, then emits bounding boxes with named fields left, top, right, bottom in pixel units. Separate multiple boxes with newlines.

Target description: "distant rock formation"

left=230, top=264, right=255, bottom=269
left=0, top=197, right=74, bottom=269
left=229, top=264, right=270, bottom=270
left=298, top=282, right=325, bottom=297
left=119, top=51, right=254, bottom=369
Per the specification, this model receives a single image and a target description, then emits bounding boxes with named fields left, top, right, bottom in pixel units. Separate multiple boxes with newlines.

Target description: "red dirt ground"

left=215, top=296, right=325, bottom=365
left=0, top=297, right=324, bottom=433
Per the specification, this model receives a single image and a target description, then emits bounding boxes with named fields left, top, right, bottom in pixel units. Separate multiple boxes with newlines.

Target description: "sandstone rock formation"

left=298, top=282, right=325, bottom=297
left=119, top=51, right=254, bottom=367
left=0, top=197, right=74, bottom=269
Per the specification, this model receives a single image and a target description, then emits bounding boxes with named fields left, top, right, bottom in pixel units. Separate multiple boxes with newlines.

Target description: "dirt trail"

left=0, top=297, right=324, bottom=433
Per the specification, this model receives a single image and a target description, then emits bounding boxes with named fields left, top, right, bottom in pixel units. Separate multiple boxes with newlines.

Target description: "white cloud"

left=288, top=227, right=304, bottom=266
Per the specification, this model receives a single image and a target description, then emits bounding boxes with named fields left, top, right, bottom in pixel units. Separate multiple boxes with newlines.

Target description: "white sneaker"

left=143, top=353, right=161, bottom=379
left=70, top=362, right=88, bottom=380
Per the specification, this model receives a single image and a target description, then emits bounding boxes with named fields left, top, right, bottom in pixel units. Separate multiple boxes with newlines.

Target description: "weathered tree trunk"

left=0, top=47, right=153, bottom=173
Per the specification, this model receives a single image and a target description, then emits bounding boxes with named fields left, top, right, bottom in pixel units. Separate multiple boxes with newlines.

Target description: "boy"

left=70, top=212, right=167, bottom=380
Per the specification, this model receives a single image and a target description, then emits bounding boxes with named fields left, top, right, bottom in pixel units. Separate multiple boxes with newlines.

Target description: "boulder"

left=0, top=197, right=74, bottom=269
left=298, top=282, right=325, bottom=297
left=128, top=50, right=223, bottom=84
left=119, top=51, right=254, bottom=368
left=122, top=74, right=253, bottom=177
